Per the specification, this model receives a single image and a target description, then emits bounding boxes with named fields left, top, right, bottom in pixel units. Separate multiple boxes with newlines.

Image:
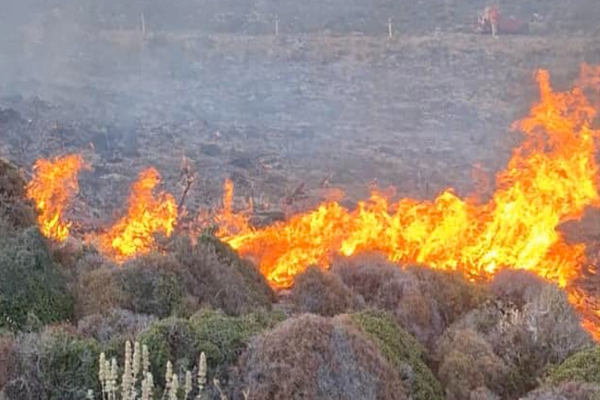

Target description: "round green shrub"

left=138, top=317, right=198, bottom=381
left=548, top=346, right=600, bottom=385
left=190, top=309, right=285, bottom=378
left=349, top=310, right=443, bottom=400
left=138, top=309, right=284, bottom=390
left=0, top=158, right=36, bottom=231
left=0, top=228, right=74, bottom=331
left=117, top=253, right=186, bottom=318
left=3, top=329, right=100, bottom=400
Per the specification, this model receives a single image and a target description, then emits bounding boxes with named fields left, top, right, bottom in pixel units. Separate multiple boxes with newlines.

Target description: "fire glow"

left=216, top=66, right=600, bottom=337
left=99, top=167, right=178, bottom=262
left=26, top=154, right=85, bottom=241
left=26, top=65, right=600, bottom=338
left=219, top=68, right=600, bottom=287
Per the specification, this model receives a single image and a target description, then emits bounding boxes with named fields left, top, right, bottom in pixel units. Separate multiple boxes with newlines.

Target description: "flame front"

left=100, top=168, right=178, bottom=261
left=218, top=66, right=600, bottom=336
left=26, top=154, right=85, bottom=241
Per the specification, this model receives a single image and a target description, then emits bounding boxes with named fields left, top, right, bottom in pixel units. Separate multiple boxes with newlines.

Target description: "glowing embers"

left=26, top=154, right=86, bottom=241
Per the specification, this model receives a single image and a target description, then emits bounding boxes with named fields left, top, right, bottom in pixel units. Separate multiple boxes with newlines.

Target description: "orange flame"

left=100, top=168, right=177, bottom=262
left=26, top=154, right=85, bottom=241
left=217, top=66, right=600, bottom=337
left=215, top=178, right=252, bottom=237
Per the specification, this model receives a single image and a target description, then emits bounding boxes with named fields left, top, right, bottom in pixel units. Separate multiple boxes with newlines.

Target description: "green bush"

left=189, top=309, right=285, bottom=378
left=117, top=253, right=187, bottom=318
left=0, top=228, right=74, bottom=331
left=0, top=158, right=36, bottom=232
left=349, top=310, right=443, bottom=400
left=548, top=347, right=600, bottom=385
left=138, top=317, right=198, bottom=382
left=3, top=329, right=100, bottom=400
left=138, top=309, right=284, bottom=390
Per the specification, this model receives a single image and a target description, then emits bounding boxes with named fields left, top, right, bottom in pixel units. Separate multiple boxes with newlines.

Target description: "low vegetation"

left=0, top=164, right=598, bottom=400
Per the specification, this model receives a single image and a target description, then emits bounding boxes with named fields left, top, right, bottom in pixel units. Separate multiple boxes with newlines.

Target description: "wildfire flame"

left=99, top=168, right=178, bottom=261
left=26, top=154, right=85, bottom=241
left=217, top=66, right=600, bottom=337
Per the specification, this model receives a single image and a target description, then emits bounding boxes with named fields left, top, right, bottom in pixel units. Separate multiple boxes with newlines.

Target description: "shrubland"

left=0, top=161, right=597, bottom=399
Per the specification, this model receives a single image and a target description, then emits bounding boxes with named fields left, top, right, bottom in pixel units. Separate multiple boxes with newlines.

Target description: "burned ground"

left=1, top=0, right=600, bottom=399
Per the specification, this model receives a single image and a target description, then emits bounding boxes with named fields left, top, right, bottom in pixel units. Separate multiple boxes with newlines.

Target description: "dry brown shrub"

left=0, top=334, right=18, bottom=391
left=332, top=256, right=485, bottom=348
left=75, top=267, right=123, bottom=318
left=436, top=328, right=510, bottom=400
left=489, top=270, right=549, bottom=308
left=173, top=235, right=275, bottom=315
left=438, top=279, right=592, bottom=398
left=470, top=386, right=501, bottom=400
left=289, top=265, right=364, bottom=316
left=408, top=265, right=489, bottom=326
left=520, top=381, right=600, bottom=400
left=76, top=309, right=156, bottom=343
left=332, top=256, right=440, bottom=345
left=237, top=314, right=407, bottom=400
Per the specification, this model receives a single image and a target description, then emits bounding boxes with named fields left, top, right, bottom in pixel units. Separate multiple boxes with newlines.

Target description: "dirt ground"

left=0, top=0, right=599, bottom=234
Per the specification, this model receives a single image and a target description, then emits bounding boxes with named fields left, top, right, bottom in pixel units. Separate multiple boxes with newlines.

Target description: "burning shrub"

left=139, top=309, right=283, bottom=392
left=290, top=265, right=364, bottom=316
left=436, top=328, right=510, bottom=400
left=237, top=314, right=407, bottom=400
left=0, top=158, right=36, bottom=232
left=547, top=346, right=600, bottom=385
left=348, top=310, right=443, bottom=400
left=2, top=327, right=101, bottom=400
left=520, top=381, right=600, bottom=400
left=0, top=227, right=74, bottom=331
left=173, top=234, right=275, bottom=315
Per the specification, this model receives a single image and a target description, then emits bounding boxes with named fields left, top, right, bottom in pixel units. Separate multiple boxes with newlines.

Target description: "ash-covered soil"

left=0, top=0, right=599, bottom=230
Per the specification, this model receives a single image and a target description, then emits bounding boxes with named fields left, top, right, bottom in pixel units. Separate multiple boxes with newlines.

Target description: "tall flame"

left=218, top=66, right=600, bottom=336
left=26, top=154, right=85, bottom=241
left=100, top=168, right=178, bottom=261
